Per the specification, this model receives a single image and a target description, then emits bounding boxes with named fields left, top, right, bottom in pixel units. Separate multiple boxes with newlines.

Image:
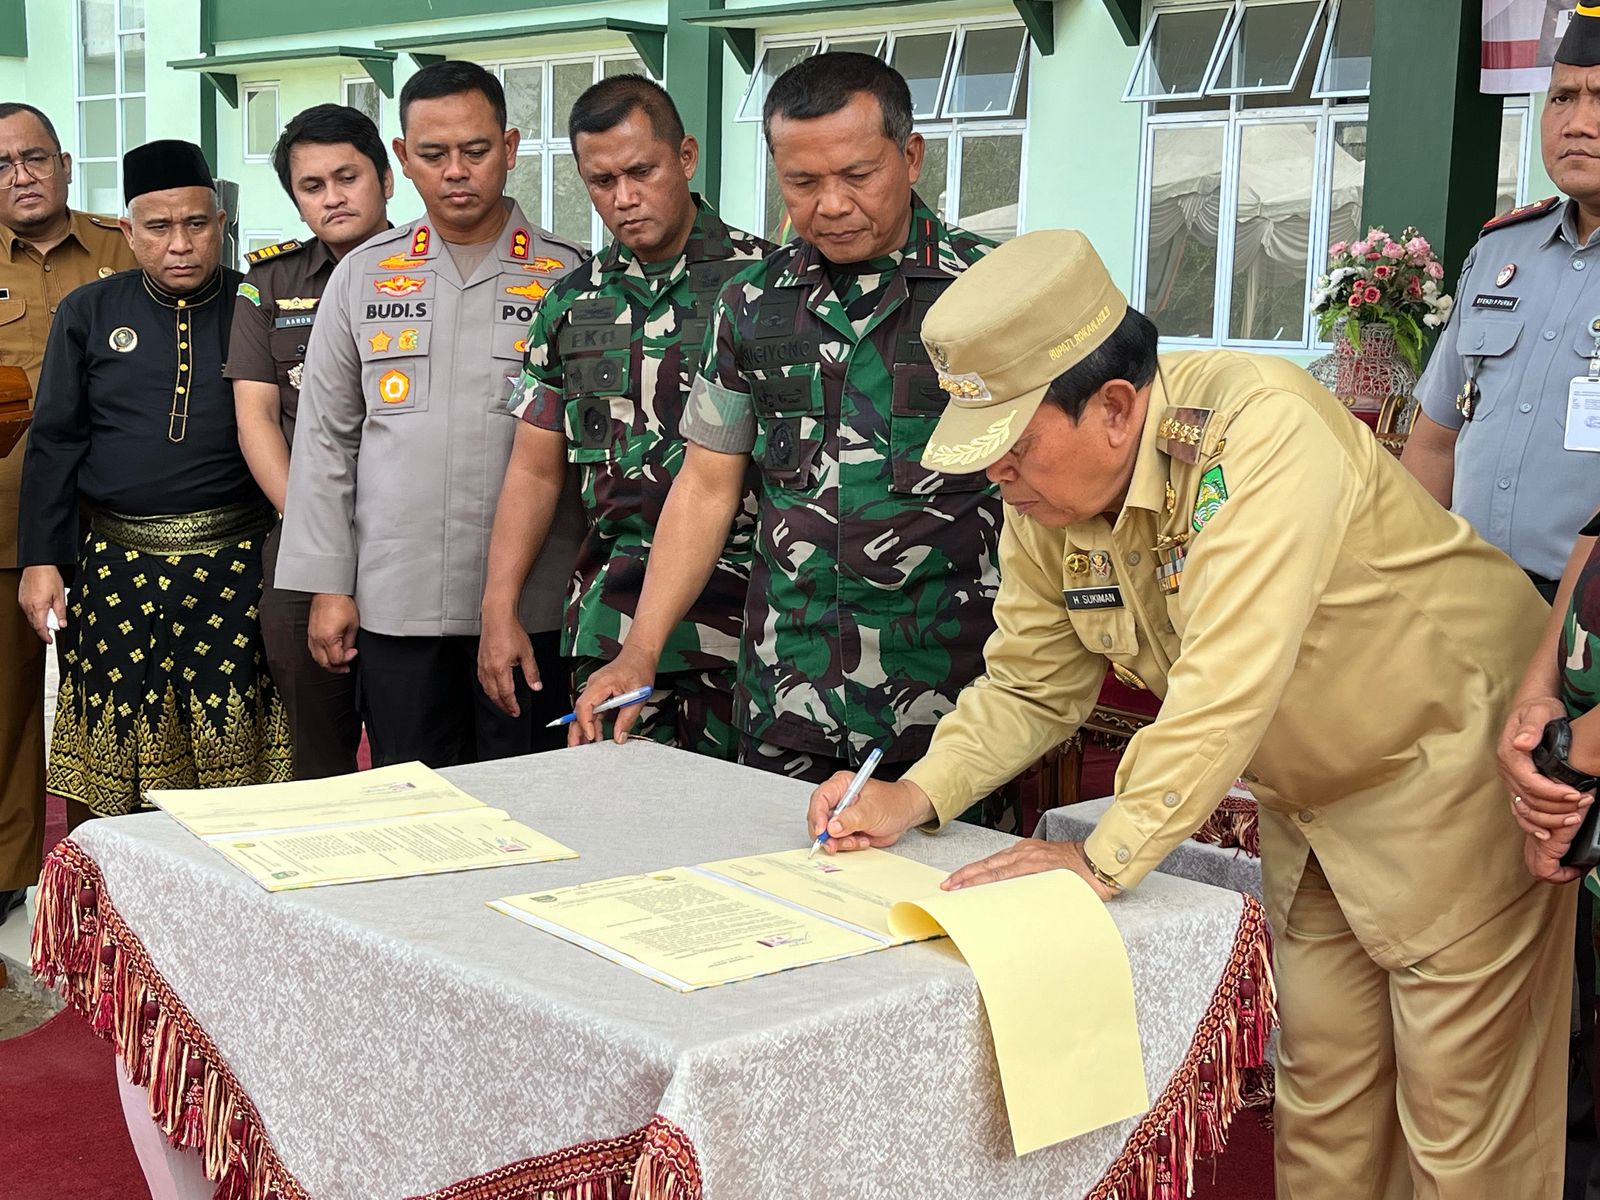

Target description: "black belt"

left=1526, top=570, right=1559, bottom=604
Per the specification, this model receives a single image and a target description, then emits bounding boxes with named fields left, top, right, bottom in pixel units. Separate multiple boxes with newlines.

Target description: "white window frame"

left=73, top=0, right=146, bottom=210
left=1310, top=0, right=1373, bottom=100
left=940, top=24, right=1029, bottom=120
left=1501, top=97, right=1534, bottom=213
left=243, top=230, right=284, bottom=254
left=1205, top=0, right=1327, bottom=97
left=242, top=82, right=280, bottom=163
left=1123, top=2, right=1237, bottom=103
left=749, top=17, right=1030, bottom=241
left=342, top=74, right=381, bottom=127
left=484, top=51, right=646, bottom=250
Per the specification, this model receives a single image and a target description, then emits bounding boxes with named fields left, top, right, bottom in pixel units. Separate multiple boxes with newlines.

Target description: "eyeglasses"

left=0, top=153, right=61, bottom=189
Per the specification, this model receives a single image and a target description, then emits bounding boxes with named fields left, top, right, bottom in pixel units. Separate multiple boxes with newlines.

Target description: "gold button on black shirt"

left=18, top=267, right=263, bottom=567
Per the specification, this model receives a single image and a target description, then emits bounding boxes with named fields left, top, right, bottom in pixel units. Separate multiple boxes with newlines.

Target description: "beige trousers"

left=1274, top=855, right=1575, bottom=1200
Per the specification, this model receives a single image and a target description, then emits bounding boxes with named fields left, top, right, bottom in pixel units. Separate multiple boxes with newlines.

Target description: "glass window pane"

left=1211, top=0, right=1322, bottom=92
left=120, top=32, right=144, bottom=93
left=604, top=56, right=648, bottom=79
left=919, top=133, right=950, bottom=220
left=1228, top=121, right=1317, bottom=342
left=1127, top=5, right=1231, bottom=100
left=245, top=88, right=278, bottom=157
left=1143, top=123, right=1224, bottom=339
left=345, top=79, right=379, bottom=127
left=504, top=66, right=542, bottom=143
left=79, top=0, right=117, bottom=95
left=955, top=133, right=1021, bottom=241
left=121, top=96, right=144, bottom=148
left=1316, top=0, right=1373, bottom=95
left=945, top=26, right=1026, bottom=116
left=551, top=150, right=592, bottom=250
left=81, top=99, right=116, bottom=158
left=826, top=37, right=884, bottom=59
left=889, top=32, right=952, bottom=117
left=245, top=233, right=281, bottom=253
left=117, top=0, right=143, bottom=31
left=506, top=153, right=544, bottom=225
left=738, top=42, right=817, bottom=122
left=1497, top=109, right=1526, bottom=216
left=552, top=62, right=596, bottom=139
left=81, top=160, right=119, bottom=215
left=1328, top=119, right=1367, bottom=249
left=763, top=151, right=787, bottom=242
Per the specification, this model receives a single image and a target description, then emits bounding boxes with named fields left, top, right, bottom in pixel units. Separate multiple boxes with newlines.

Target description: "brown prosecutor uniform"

left=911, top=345, right=1570, bottom=1196
left=225, top=237, right=361, bottom=779
left=0, top=210, right=135, bottom=890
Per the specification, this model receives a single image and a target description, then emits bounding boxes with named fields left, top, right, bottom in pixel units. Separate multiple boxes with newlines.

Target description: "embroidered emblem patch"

left=923, top=410, right=1017, bottom=469
left=276, top=296, right=317, bottom=312
left=374, top=275, right=426, bottom=298
left=378, top=253, right=428, bottom=270
left=236, top=282, right=260, bottom=307
left=523, top=256, right=566, bottom=274
left=368, top=330, right=393, bottom=353
left=398, top=328, right=419, bottom=352
left=378, top=369, right=410, bottom=404
left=1192, top=464, right=1229, bottom=532
left=109, top=327, right=137, bottom=353
left=936, top=371, right=990, bottom=400
left=505, top=280, right=548, bottom=302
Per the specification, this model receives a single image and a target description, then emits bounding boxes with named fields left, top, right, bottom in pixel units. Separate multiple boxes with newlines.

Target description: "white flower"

left=1422, top=279, right=1439, bottom=296
left=1423, top=313, right=1443, bottom=328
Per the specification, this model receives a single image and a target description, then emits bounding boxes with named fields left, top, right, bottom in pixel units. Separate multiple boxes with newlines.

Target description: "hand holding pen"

left=808, top=747, right=885, bottom=858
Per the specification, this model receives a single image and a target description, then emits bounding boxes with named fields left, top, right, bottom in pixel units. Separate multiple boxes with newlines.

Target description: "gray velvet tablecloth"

left=1041, top=798, right=1264, bottom=900
left=67, top=740, right=1261, bottom=1199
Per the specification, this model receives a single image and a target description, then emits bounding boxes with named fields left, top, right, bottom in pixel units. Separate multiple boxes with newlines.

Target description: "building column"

left=1362, top=0, right=1502, bottom=291
left=665, top=0, right=725, bottom=201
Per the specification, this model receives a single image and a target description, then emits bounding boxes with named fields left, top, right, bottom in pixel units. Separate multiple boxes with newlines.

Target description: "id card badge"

left=1566, top=377, right=1600, bottom=452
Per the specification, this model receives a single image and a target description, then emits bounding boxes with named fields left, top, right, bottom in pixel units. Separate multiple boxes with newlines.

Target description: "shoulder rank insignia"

left=1156, top=406, right=1214, bottom=465
left=411, top=226, right=431, bottom=258
left=244, top=239, right=303, bottom=265
left=509, top=228, right=530, bottom=259
left=1479, top=195, right=1561, bottom=237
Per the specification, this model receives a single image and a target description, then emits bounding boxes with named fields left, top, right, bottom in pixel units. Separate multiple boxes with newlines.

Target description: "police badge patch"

left=1192, top=464, right=1229, bottom=532
left=109, top=327, right=137, bottom=353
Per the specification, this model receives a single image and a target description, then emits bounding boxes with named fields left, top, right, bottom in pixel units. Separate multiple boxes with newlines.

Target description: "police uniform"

left=276, top=204, right=588, bottom=768
left=679, top=195, right=1002, bottom=783
left=0, top=207, right=134, bottom=897
left=906, top=231, right=1571, bottom=1198
left=1415, top=196, right=1600, bottom=593
left=19, top=141, right=289, bottom=817
left=225, top=235, right=367, bottom=779
left=511, top=197, right=770, bottom=759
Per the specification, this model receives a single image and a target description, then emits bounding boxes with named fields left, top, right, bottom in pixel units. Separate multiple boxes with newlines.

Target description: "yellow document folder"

left=147, top=762, right=577, bottom=891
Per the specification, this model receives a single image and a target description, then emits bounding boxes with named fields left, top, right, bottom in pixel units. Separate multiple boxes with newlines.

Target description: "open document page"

left=147, top=762, right=577, bottom=891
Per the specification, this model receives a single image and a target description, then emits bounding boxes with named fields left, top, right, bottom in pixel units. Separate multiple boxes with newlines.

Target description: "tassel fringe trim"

left=31, top=839, right=703, bottom=1200
left=1189, top=794, right=1261, bottom=857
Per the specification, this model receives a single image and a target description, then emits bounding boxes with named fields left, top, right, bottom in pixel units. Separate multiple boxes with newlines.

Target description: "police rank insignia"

left=287, top=362, right=304, bottom=390
left=509, top=228, right=530, bottom=259
left=1192, top=464, right=1229, bottom=532
left=109, top=327, right=137, bottom=353
left=1496, top=263, right=1516, bottom=288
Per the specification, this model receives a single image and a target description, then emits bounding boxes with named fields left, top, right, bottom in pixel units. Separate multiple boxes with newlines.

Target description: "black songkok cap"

left=122, top=139, right=214, bottom=205
left=1557, top=5, right=1600, bottom=68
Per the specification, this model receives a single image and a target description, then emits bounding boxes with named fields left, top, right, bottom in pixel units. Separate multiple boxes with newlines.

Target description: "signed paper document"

left=147, top=763, right=577, bottom=891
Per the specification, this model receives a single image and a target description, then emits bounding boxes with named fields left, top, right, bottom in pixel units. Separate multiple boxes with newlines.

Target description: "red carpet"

left=0, top=1011, right=151, bottom=1200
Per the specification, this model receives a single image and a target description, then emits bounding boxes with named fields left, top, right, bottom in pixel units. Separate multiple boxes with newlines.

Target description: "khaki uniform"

left=908, top=350, right=1573, bottom=1198
left=0, top=210, right=135, bottom=888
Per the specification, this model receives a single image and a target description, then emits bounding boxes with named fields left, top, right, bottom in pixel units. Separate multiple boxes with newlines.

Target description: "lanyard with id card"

left=1568, top=333, right=1600, bottom=453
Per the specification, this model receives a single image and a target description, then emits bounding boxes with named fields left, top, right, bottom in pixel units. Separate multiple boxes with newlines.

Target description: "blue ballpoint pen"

left=807, top=746, right=884, bottom=859
left=546, top=684, right=654, bottom=728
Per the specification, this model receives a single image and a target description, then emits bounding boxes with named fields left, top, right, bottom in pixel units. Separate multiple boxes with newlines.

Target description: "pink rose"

left=1348, top=292, right=1364, bottom=307
left=1373, top=265, right=1393, bottom=279
left=1405, top=235, right=1430, bottom=257
left=1426, top=261, right=1445, bottom=280
left=1382, top=241, right=1403, bottom=258
left=1366, top=227, right=1385, bottom=244
left=1350, top=240, right=1370, bottom=257
left=1329, top=241, right=1348, bottom=257
left=1364, top=285, right=1382, bottom=304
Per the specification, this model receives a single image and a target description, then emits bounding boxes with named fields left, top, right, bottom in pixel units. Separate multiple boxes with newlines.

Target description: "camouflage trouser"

left=575, top=659, right=738, bottom=761
left=737, top=734, right=1019, bottom=832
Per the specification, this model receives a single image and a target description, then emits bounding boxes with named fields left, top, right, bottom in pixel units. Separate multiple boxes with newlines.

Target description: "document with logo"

left=146, top=763, right=577, bottom=891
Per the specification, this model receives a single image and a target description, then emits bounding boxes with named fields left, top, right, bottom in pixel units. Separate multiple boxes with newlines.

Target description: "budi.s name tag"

left=1567, top=377, right=1600, bottom=453
left=1064, top=586, right=1124, bottom=611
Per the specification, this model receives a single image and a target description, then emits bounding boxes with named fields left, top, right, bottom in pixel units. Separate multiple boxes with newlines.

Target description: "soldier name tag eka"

left=1568, top=376, right=1600, bottom=453
left=1064, top=586, right=1124, bottom=611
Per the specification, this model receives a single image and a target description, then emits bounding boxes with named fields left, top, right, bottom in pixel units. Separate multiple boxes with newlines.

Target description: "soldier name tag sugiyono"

left=1567, top=377, right=1600, bottom=453
left=1064, top=586, right=1124, bottom=611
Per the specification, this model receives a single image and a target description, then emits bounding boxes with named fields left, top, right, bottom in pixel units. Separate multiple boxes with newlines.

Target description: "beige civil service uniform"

left=0, top=210, right=135, bottom=892
left=907, top=350, right=1572, bottom=1200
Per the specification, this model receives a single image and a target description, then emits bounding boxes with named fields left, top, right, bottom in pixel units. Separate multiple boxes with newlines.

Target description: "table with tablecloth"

left=32, top=740, right=1273, bottom=1200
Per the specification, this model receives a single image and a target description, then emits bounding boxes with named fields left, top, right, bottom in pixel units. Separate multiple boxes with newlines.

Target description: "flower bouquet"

left=1311, top=226, right=1453, bottom=373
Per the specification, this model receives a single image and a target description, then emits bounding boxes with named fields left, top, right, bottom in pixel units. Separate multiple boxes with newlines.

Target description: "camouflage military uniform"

left=512, top=198, right=770, bottom=758
left=681, top=196, right=1002, bottom=781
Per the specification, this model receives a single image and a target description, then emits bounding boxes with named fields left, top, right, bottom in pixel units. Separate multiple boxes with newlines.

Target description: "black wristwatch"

left=1533, top=718, right=1600, bottom=792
